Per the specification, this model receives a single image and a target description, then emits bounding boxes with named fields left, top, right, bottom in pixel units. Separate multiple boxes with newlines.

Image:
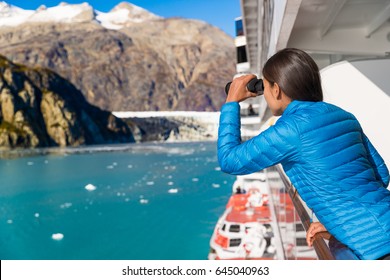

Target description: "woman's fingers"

left=226, top=74, right=257, bottom=103
left=306, top=222, right=327, bottom=247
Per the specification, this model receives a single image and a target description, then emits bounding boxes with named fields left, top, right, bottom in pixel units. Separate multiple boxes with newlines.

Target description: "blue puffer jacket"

left=218, top=101, right=390, bottom=260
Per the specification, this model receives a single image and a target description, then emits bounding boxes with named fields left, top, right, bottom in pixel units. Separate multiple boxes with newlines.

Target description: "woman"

left=218, top=48, right=390, bottom=260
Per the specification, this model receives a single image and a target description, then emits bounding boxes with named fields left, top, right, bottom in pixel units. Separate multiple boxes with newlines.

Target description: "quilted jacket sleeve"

left=218, top=102, right=299, bottom=175
left=363, top=133, right=390, bottom=187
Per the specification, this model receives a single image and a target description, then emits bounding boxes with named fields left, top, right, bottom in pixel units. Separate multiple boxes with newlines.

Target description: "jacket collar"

left=282, top=100, right=319, bottom=116
left=282, top=100, right=301, bottom=116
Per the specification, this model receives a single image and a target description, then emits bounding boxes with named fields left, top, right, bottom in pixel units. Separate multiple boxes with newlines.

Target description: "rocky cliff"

left=0, top=2, right=236, bottom=112
left=126, top=115, right=217, bottom=142
left=0, top=55, right=135, bottom=148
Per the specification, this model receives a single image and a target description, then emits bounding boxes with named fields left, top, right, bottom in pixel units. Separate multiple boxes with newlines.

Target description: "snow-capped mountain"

left=96, top=2, right=161, bottom=29
left=0, top=1, right=161, bottom=28
left=0, top=1, right=34, bottom=26
left=0, top=1, right=235, bottom=113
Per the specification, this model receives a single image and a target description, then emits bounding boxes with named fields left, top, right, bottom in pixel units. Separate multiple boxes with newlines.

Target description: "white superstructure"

left=239, top=0, right=390, bottom=165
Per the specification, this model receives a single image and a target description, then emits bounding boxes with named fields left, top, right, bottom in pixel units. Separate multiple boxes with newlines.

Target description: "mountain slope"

left=0, top=2, right=235, bottom=112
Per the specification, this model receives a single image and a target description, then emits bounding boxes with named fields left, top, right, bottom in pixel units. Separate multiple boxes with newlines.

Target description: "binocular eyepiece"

left=225, top=78, right=264, bottom=96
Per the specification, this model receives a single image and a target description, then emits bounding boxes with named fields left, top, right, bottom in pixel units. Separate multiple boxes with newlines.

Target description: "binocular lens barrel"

left=225, top=78, right=264, bottom=95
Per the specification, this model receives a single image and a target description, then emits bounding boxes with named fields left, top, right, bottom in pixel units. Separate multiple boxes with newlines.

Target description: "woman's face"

left=263, top=78, right=292, bottom=116
left=263, top=78, right=281, bottom=116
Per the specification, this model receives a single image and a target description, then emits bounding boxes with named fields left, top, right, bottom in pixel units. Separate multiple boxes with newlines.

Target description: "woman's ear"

left=273, top=83, right=283, bottom=100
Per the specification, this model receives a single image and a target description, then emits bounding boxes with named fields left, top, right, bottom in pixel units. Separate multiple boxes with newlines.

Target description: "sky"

left=4, top=0, right=241, bottom=37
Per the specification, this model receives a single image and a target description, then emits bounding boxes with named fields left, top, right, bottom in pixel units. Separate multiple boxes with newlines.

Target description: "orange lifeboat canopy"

left=214, top=231, right=229, bottom=248
left=226, top=193, right=249, bottom=210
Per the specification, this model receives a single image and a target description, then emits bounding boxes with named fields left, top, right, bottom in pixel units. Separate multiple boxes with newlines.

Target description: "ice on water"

left=168, top=188, right=179, bottom=194
left=139, top=199, right=149, bottom=204
left=85, top=184, right=97, bottom=191
left=60, top=202, right=72, bottom=209
left=51, top=233, right=64, bottom=241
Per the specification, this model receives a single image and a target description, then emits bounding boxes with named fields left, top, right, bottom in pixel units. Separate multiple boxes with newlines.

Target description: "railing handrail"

left=275, top=165, right=336, bottom=260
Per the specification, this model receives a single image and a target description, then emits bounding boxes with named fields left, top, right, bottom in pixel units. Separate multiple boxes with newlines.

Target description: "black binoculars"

left=225, top=78, right=264, bottom=95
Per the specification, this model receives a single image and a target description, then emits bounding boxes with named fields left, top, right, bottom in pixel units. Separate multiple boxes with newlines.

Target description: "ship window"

left=296, top=237, right=308, bottom=246
left=235, top=19, right=244, bottom=36
left=229, top=238, right=242, bottom=247
left=237, top=46, right=248, bottom=64
left=221, top=224, right=226, bottom=231
left=295, top=223, right=304, bottom=232
left=229, top=225, right=240, bottom=233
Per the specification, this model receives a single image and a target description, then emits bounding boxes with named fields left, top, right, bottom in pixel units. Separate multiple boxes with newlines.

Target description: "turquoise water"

left=0, top=142, right=235, bottom=260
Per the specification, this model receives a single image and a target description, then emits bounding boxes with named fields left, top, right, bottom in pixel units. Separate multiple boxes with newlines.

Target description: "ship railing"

left=265, top=165, right=358, bottom=260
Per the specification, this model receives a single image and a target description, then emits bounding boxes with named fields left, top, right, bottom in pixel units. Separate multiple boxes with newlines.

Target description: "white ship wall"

left=321, top=58, right=390, bottom=167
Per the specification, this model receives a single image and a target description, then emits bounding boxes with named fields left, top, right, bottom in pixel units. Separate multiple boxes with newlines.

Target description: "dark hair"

left=262, top=48, right=323, bottom=101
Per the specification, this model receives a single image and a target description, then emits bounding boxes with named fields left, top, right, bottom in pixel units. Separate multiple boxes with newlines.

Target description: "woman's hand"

left=306, top=222, right=332, bottom=247
left=226, top=74, right=259, bottom=103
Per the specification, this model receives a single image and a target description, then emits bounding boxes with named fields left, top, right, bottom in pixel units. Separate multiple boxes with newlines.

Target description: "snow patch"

left=27, top=3, right=93, bottom=23
left=0, top=2, right=34, bottom=26
left=0, top=1, right=161, bottom=28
